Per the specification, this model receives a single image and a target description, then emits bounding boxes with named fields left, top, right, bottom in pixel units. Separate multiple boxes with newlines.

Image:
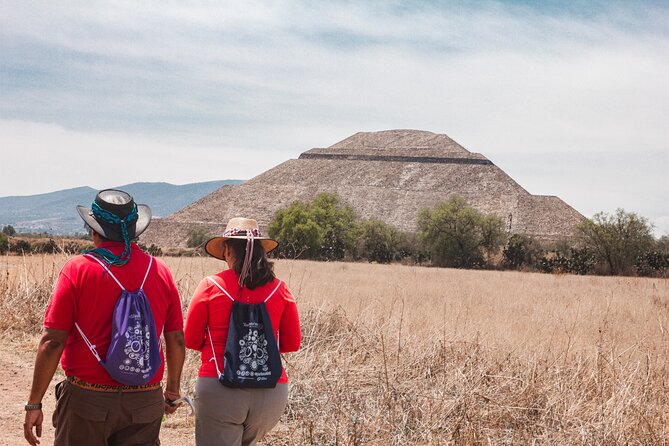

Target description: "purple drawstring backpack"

left=75, top=254, right=162, bottom=386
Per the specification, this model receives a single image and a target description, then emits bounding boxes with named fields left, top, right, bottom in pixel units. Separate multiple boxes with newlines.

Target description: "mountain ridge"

left=0, top=180, right=243, bottom=235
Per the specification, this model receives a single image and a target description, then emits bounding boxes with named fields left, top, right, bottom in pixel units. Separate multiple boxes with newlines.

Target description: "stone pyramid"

left=142, top=130, right=583, bottom=247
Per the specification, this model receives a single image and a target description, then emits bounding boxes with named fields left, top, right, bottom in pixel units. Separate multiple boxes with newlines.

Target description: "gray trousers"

left=194, top=377, right=288, bottom=446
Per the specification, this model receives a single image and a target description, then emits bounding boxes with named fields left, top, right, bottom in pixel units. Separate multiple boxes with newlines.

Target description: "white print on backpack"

left=120, top=316, right=153, bottom=378
left=237, top=324, right=271, bottom=380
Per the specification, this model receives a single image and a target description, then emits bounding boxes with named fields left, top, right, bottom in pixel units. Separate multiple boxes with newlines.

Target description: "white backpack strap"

left=140, top=256, right=154, bottom=290
left=84, top=254, right=126, bottom=291
left=74, top=322, right=102, bottom=362
left=207, top=326, right=223, bottom=378
left=264, top=280, right=283, bottom=303
left=206, top=276, right=235, bottom=301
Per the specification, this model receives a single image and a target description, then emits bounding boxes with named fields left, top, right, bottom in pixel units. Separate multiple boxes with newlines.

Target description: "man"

left=23, top=189, right=185, bottom=446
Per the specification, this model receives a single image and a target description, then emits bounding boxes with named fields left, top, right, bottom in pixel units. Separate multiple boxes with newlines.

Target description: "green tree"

left=635, top=251, right=669, bottom=277
left=656, top=235, right=669, bottom=253
left=576, top=209, right=654, bottom=275
left=0, top=232, right=8, bottom=254
left=309, top=193, right=357, bottom=260
left=417, top=197, right=505, bottom=268
left=502, top=234, right=542, bottom=269
left=269, top=193, right=357, bottom=260
left=480, top=214, right=507, bottom=266
left=2, top=225, right=16, bottom=236
left=354, top=219, right=399, bottom=263
left=269, top=202, right=322, bottom=258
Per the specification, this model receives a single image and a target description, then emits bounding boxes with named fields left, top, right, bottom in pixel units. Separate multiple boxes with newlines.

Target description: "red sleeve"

left=278, top=283, right=301, bottom=353
left=161, top=265, right=183, bottom=333
left=184, top=278, right=212, bottom=351
left=43, top=265, right=77, bottom=331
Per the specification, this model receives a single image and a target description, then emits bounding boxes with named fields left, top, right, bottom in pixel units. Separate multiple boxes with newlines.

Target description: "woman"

left=184, top=218, right=301, bottom=446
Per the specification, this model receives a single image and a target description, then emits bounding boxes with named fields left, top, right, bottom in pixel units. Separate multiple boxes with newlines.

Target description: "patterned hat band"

left=222, top=227, right=262, bottom=238
left=91, top=202, right=139, bottom=225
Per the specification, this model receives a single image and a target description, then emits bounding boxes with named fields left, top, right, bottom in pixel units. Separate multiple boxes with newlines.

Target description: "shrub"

left=576, top=209, right=654, bottom=275
left=32, top=239, right=58, bottom=254
left=269, top=193, right=357, bottom=260
left=0, top=232, right=8, bottom=254
left=62, top=240, right=94, bottom=255
left=656, top=235, right=669, bottom=253
left=10, top=239, right=32, bottom=254
left=139, top=243, right=163, bottom=257
left=635, top=251, right=669, bottom=277
left=538, top=247, right=595, bottom=275
left=146, top=244, right=163, bottom=257
left=2, top=225, right=16, bottom=236
left=417, top=197, right=505, bottom=269
left=354, top=220, right=399, bottom=263
left=502, top=234, right=542, bottom=270
left=186, top=227, right=209, bottom=249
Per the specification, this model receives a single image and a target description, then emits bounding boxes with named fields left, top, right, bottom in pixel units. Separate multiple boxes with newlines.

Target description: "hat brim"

left=77, top=204, right=152, bottom=242
left=205, top=236, right=279, bottom=260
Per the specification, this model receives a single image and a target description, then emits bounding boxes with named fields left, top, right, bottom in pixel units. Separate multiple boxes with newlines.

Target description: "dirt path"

left=0, top=337, right=58, bottom=446
left=0, top=337, right=194, bottom=446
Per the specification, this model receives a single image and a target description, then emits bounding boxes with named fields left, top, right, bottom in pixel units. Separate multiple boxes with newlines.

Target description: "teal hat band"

left=83, top=202, right=138, bottom=266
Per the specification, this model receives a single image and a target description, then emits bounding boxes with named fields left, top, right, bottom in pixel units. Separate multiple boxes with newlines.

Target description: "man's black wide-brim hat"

left=77, top=189, right=152, bottom=242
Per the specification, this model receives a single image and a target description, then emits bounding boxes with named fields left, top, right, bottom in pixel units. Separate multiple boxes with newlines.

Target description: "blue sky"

left=0, top=1, right=667, bottom=235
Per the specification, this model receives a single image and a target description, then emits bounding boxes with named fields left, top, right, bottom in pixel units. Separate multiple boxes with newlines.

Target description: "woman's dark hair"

left=225, top=238, right=275, bottom=289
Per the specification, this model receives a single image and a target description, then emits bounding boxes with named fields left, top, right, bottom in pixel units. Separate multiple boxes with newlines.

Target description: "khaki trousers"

left=52, top=380, right=164, bottom=446
left=194, top=377, right=288, bottom=446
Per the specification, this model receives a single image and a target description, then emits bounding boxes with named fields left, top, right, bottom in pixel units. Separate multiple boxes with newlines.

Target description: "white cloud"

left=0, top=120, right=294, bottom=196
left=0, top=1, right=666, bottom=224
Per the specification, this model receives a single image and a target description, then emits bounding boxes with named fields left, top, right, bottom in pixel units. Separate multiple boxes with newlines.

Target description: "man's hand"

left=23, top=409, right=43, bottom=445
left=24, top=328, right=68, bottom=445
left=164, top=389, right=181, bottom=415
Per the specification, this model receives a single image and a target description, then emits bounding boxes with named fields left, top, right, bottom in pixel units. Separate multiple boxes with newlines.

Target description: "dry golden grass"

left=1, top=254, right=668, bottom=445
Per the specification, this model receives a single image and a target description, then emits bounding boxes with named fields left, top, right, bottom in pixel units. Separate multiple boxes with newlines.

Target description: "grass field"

left=1, top=253, right=668, bottom=445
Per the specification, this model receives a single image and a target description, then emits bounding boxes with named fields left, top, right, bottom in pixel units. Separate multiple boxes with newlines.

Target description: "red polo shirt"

left=44, top=242, right=183, bottom=386
left=184, top=269, right=301, bottom=383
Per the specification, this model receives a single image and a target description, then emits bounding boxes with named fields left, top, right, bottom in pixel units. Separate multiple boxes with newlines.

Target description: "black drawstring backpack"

left=206, top=276, right=283, bottom=388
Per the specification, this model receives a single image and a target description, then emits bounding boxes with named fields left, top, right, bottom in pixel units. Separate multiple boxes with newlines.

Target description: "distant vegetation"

left=269, top=193, right=357, bottom=260
left=417, top=196, right=505, bottom=269
left=186, top=227, right=209, bottom=251
left=266, top=193, right=668, bottom=277
left=2, top=194, right=665, bottom=278
left=0, top=235, right=93, bottom=255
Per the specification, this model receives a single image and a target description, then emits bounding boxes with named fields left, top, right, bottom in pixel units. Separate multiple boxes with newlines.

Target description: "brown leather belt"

left=67, top=376, right=161, bottom=393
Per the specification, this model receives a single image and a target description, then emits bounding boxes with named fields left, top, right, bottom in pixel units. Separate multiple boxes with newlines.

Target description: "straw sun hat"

left=205, top=217, right=279, bottom=260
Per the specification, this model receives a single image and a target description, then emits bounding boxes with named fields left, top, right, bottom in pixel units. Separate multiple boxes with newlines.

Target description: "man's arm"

left=24, top=328, right=68, bottom=446
left=163, top=330, right=185, bottom=415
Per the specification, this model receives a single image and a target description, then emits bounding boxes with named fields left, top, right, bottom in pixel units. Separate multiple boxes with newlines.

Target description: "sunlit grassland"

left=1, top=253, right=668, bottom=445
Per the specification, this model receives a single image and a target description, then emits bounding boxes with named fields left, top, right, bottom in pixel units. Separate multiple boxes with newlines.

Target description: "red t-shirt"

left=44, top=242, right=183, bottom=386
left=184, top=269, right=301, bottom=384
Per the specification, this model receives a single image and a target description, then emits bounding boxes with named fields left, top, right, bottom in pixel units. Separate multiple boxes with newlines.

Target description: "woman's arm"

left=278, top=285, right=301, bottom=353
